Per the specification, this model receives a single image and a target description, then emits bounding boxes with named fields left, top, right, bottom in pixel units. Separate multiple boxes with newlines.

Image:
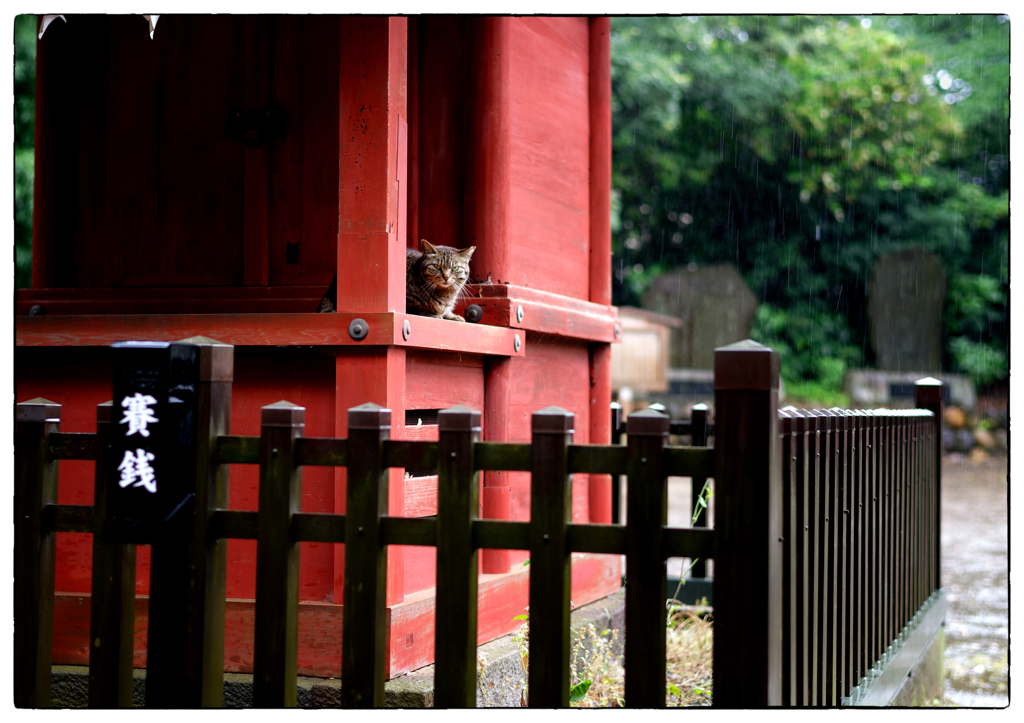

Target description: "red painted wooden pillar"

left=334, top=16, right=408, bottom=606
left=466, top=16, right=512, bottom=285
left=470, top=17, right=515, bottom=573
left=482, top=358, right=513, bottom=573
left=587, top=17, right=614, bottom=524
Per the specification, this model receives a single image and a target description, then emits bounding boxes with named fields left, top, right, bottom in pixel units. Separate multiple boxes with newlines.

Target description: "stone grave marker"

left=868, top=246, right=946, bottom=372
left=641, top=263, right=758, bottom=369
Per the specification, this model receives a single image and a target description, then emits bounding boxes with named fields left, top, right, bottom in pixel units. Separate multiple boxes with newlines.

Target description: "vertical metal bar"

left=253, top=401, right=305, bottom=708
left=853, top=411, right=866, bottom=686
left=876, top=407, right=892, bottom=655
left=342, top=404, right=392, bottom=708
left=808, top=412, right=822, bottom=706
left=712, top=340, right=782, bottom=707
left=910, top=413, right=918, bottom=616
left=624, top=408, right=669, bottom=708
left=910, top=413, right=921, bottom=613
left=921, top=413, right=929, bottom=606
left=897, top=413, right=907, bottom=642
left=882, top=412, right=895, bottom=650
left=868, top=411, right=878, bottom=676
left=89, top=401, right=137, bottom=708
left=780, top=411, right=794, bottom=706
left=610, top=401, right=622, bottom=525
left=528, top=406, right=575, bottom=708
left=915, top=379, right=943, bottom=597
left=434, top=405, right=483, bottom=708
left=895, top=413, right=907, bottom=640
left=909, top=411, right=917, bottom=618
left=819, top=410, right=838, bottom=706
left=836, top=410, right=852, bottom=699
left=863, top=410, right=878, bottom=673
left=14, top=398, right=61, bottom=708
left=876, top=411, right=887, bottom=666
left=689, top=403, right=709, bottom=578
left=794, top=411, right=809, bottom=706
left=905, top=413, right=915, bottom=616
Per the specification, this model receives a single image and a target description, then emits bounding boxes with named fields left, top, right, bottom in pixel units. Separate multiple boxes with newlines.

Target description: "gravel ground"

left=936, top=453, right=1009, bottom=707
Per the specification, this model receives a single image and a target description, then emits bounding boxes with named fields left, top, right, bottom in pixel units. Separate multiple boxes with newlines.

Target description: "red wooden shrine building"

left=15, top=16, right=619, bottom=679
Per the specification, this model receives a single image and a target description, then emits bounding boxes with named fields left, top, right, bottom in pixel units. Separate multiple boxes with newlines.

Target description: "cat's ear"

left=421, top=239, right=438, bottom=254
left=459, top=246, right=477, bottom=259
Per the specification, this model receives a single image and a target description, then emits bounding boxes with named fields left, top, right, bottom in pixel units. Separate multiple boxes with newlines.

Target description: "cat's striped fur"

left=405, top=240, right=476, bottom=321
left=317, top=240, right=475, bottom=320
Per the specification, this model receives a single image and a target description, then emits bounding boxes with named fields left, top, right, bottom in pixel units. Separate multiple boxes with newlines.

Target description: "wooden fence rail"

left=14, top=339, right=943, bottom=708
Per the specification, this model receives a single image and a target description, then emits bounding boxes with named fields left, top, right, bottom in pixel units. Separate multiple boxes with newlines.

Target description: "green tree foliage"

left=14, top=15, right=37, bottom=289
left=611, top=15, right=1009, bottom=393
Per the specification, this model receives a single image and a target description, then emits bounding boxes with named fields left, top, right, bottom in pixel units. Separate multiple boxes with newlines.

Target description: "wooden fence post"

left=610, top=401, right=622, bottom=524
left=89, top=400, right=137, bottom=707
left=712, top=339, right=782, bottom=707
left=342, top=403, right=391, bottom=708
left=434, top=404, right=483, bottom=707
left=914, top=378, right=943, bottom=595
left=624, top=406, right=669, bottom=707
left=14, top=398, right=61, bottom=708
left=528, top=406, right=575, bottom=707
left=179, top=337, right=233, bottom=706
left=689, top=403, right=709, bottom=578
left=253, top=400, right=305, bottom=707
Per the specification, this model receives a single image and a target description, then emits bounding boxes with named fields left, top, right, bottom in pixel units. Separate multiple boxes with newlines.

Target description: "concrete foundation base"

left=50, top=588, right=626, bottom=708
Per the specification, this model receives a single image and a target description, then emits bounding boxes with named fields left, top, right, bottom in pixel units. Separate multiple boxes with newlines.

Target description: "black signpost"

left=107, top=340, right=206, bottom=706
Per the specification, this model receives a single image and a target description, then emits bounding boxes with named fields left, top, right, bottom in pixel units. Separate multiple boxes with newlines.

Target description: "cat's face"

left=420, top=240, right=475, bottom=289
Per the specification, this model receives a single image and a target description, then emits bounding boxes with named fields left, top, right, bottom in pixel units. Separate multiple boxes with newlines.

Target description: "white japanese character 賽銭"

left=120, top=393, right=159, bottom=437
left=118, top=448, right=158, bottom=493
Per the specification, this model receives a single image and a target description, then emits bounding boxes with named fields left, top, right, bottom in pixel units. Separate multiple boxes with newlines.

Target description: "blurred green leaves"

left=611, top=15, right=1009, bottom=392
left=14, top=15, right=37, bottom=289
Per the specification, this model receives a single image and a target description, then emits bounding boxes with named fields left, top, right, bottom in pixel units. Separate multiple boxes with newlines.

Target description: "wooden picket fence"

left=14, top=339, right=944, bottom=708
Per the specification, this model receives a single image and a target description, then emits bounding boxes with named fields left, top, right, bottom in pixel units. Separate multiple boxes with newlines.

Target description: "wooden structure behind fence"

left=14, top=339, right=943, bottom=708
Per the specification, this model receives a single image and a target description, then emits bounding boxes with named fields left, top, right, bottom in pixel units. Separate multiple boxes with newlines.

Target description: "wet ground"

left=937, top=454, right=1009, bottom=707
left=663, top=452, right=1009, bottom=707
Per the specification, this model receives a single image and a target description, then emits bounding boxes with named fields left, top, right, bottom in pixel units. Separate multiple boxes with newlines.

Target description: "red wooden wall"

left=18, top=15, right=617, bottom=680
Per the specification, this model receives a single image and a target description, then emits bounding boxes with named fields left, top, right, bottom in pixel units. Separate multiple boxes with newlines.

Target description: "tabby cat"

left=317, top=240, right=476, bottom=321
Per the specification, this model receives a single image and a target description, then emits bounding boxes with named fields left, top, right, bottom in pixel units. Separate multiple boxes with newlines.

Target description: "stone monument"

left=868, top=246, right=946, bottom=371
left=641, top=263, right=758, bottom=369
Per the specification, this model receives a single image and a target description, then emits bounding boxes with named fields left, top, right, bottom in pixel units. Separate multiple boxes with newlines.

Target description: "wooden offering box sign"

left=16, top=16, right=619, bottom=679
left=107, top=342, right=201, bottom=543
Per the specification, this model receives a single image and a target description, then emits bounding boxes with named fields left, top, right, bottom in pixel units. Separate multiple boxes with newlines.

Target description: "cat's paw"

left=443, top=313, right=466, bottom=322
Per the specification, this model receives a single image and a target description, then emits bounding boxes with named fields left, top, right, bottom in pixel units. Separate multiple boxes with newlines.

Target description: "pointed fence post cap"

left=97, top=400, right=114, bottom=424
left=626, top=407, right=669, bottom=436
left=16, top=397, right=61, bottom=422
left=915, top=377, right=944, bottom=405
left=714, top=339, right=779, bottom=391
left=348, top=402, right=391, bottom=430
left=439, top=404, right=482, bottom=432
left=176, top=335, right=233, bottom=382
left=531, top=406, right=575, bottom=435
left=261, top=400, right=306, bottom=428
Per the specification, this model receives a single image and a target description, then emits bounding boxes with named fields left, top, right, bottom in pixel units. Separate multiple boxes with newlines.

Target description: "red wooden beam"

left=455, top=283, right=619, bottom=343
left=15, top=312, right=525, bottom=357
